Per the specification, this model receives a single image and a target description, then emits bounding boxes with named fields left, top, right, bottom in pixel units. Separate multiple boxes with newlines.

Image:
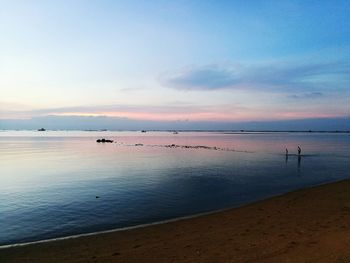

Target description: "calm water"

left=0, top=131, right=349, bottom=245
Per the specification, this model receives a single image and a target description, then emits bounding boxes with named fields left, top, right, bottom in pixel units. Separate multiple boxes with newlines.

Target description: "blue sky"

left=0, top=0, right=350, bottom=129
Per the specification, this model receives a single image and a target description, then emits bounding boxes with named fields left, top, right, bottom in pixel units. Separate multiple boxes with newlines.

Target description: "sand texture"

left=1, top=179, right=350, bottom=263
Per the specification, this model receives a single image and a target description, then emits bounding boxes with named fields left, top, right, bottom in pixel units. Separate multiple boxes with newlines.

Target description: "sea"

left=0, top=130, right=349, bottom=245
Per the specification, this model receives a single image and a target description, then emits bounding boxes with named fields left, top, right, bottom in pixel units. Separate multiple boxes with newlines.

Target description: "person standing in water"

left=298, top=146, right=301, bottom=155
left=285, top=148, right=289, bottom=155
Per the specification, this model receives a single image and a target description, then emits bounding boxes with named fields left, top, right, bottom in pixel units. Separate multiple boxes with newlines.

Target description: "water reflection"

left=0, top=131, right=349, bottom=245
left=297, top=155, right=302, bottom=175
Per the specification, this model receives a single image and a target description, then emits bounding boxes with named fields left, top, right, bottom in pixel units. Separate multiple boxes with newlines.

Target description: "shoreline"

left=0, top=190, right=290, bottom=248
left=0, top=179, right=338, bottom=249
left=0, top=207, right=234, bottom=249
left=2, top=178, right=350, bottom=262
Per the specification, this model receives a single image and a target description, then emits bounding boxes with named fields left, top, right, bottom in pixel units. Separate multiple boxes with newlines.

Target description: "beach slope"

left=1, top=179, right=350, bottom=262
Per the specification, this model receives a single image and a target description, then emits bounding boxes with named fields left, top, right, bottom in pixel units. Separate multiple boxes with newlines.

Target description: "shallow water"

left=0, top=131, right=349, bottom=245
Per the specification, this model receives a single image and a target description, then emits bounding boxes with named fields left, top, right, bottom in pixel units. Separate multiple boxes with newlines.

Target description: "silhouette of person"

left=285, top=148, right=289, bottom=155
left=298, top=146, right=301, bottom=155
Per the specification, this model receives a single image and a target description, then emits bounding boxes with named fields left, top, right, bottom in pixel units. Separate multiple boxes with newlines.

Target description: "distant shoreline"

left=1, top=129, right=349, bottom=133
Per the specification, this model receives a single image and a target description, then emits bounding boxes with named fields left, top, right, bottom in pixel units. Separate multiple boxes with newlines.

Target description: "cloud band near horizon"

left=160, top=60, right=350, bottom=92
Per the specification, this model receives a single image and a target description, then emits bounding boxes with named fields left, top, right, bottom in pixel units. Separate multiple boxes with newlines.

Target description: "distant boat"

left=141, top=130, right=147, bottom=133
left=38, top=128, right=46, bottom=131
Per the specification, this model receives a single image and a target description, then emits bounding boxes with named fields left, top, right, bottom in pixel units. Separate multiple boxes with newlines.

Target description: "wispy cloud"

left=160, top=66, right=239, bottom=90
left=2, top=102, right=348, bottom=123
left=0, top=103, right=252, bottom=121
left=160, top=60, right=350, bottom=92
left=288, top=92, right=324, bottom=99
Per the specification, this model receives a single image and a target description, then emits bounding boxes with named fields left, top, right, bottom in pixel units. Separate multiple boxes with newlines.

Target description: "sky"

left=1, top=0, right=350, bottom=130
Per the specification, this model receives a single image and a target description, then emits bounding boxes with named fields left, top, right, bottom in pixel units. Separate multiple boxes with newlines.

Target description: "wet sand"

left=1, top=179, right=350, bottom=263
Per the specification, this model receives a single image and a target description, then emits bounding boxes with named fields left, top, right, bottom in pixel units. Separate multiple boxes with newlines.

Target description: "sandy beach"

left=1, top=179, right=350, bottom=263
